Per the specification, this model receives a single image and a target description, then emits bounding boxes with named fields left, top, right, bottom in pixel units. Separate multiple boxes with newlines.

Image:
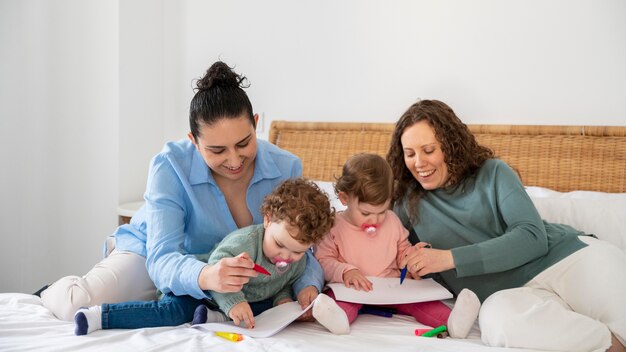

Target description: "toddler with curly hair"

left=74, top=178, right=341, bottom=335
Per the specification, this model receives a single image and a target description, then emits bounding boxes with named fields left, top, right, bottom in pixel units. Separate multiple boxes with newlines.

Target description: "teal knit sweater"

left=395, top=159, right=587, bottom=302
left=197, top=224, right=306, bottom=315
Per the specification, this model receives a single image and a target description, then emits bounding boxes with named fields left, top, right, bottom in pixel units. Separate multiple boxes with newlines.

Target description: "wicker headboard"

left=269, top=121, right=626, bottom=193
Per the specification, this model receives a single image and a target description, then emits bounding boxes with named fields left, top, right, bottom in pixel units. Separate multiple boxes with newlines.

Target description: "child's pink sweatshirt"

left=315, top=210, right=412, bottom=283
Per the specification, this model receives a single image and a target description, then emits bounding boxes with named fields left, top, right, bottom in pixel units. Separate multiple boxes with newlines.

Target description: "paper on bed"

left=193, top=298, right=315, bottom=338
left=326, top=277, right=453, bottom=304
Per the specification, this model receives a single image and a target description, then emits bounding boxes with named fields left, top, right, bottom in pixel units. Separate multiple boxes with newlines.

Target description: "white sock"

left=312, top=293, right=350, bottom=335
left=74, top=306, right=102, bottom=335
left=206, top=309, right=229, bottom=323
left=447, top=289, right=481, bottom=339
left=192, top=305, right=229, bottom=325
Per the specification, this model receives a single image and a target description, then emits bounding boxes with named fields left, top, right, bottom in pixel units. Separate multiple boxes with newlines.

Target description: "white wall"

left=118, top=0, right=167, bottom=204
left=0, top=0, right=119, bottom=292
left=1, top=0, right=625, bottom=293
left=165, top=0, right=626, bottom=143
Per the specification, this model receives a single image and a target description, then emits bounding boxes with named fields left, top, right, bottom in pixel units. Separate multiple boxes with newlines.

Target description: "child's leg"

left=325, top=290, right=360, bottom=324
left=394, top=300, right=451, bottom=328
left=75, top=293, right=201, bottom=336
left=394, top=289, right=480, bottom=339
left=101, top=293, right=201, bottom=329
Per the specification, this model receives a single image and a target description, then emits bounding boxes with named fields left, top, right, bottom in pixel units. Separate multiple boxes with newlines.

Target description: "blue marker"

left=400, top=266, right=408, bottom=284
left=359, top=306, right=392, bottom=318
left=400, top=243, right=431, bottom=284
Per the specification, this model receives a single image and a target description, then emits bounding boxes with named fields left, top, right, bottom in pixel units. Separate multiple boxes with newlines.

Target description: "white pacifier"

left=273, top=257, right=292, bottom=274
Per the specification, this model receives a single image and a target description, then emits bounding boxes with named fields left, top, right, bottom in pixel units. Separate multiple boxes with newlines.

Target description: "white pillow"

left=314, top=181, right=346, bottom=212
left=313, top=182, right=626, bottom=254
left=525, top=186, right=626, bottom=254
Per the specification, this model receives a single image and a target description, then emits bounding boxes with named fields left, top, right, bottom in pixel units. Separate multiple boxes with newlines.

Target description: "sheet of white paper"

left=326, top=277, right=453, bottom=304
left=193, top=298, right=315, bottom=338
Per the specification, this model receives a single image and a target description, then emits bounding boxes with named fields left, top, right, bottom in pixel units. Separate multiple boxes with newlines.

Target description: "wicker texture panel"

left=269, top=122, right=393, bottom=182
left=470, top=125, right=626, bottom=193
left=270, top=121, right=626, bottom=193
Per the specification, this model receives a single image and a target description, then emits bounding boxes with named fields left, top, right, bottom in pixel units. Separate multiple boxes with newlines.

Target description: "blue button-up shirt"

left=112, top=139, right=323, bottom=299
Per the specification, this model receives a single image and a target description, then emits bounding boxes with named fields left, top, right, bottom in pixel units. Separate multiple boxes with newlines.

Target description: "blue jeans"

left=101, top=293, right=275, bottom=329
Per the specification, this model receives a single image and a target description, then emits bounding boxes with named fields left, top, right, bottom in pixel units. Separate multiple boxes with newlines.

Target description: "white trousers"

left=41, top=246, right=157, bottom=321
left=479, top=236, right=626, bottom=352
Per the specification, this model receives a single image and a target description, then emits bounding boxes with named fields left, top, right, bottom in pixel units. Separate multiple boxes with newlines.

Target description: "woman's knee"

left=479, top=288, right=540, bottom=347
left=40, top=276, right=92, bottom=321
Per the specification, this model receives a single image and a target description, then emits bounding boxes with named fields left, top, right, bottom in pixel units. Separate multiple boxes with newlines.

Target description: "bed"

left=2, top=121, right=625, bottom=352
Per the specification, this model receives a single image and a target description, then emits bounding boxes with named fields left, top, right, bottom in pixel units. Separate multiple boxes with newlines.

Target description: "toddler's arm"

left=314, top=233, right=358, bottom=283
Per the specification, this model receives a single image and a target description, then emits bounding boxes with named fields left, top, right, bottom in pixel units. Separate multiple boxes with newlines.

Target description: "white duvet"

left=0, top=293, right=540, bottom=352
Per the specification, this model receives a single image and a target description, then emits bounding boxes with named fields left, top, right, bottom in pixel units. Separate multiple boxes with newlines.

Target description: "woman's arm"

left=398, top=160, right=549, bottom=278
left=144, top=154, right=210, bottom=299
left=144, top=152, right=257, bottom=299
left=450, top=162, right=549, bottom=277
left=204, top=232, right=265, bottom=315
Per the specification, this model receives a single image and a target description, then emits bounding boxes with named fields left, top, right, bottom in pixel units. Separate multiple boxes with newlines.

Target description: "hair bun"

left=196, top=61, right=248, bottom=91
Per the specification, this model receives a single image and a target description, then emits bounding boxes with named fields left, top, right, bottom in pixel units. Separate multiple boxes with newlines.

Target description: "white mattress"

left=0, top=293, right=542, bottom=352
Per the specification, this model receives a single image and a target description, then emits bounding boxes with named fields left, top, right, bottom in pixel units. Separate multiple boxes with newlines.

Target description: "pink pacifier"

left=361, top=223, right=378, bottom=235
left=273, top=257, right=293, bottom=274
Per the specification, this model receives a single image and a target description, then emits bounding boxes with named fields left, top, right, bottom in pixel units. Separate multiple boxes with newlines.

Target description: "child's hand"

left=342, top=269, right=373, bottom=291
left=295, top=286, right=318, bottom=321
left=228, top=301, right=255, bottom=329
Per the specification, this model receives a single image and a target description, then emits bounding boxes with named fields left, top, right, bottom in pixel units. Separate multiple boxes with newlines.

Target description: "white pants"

left=41, top=245, right=157, bottom=321
left=479, top=236, right=626, bottom=352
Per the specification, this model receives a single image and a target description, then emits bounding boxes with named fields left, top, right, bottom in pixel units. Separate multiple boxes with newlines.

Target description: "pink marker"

left=414, top=328, right=431, bottom=336
left=253, top=264, right=271, bottom=276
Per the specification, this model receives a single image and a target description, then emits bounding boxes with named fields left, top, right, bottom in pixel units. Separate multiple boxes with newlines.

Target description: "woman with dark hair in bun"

left=40, top=61, right=324, bottom=325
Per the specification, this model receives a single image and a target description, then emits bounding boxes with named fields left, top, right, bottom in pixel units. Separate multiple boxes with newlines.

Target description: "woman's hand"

left=197, top=252, right=258, bottom=292
left=229, top=301, right=255, bottom=329
left=295, top=286, right=318, bottom=321
left=342, top=269, right=373, bottom=291
left=400, top=242, right=455, bottom=277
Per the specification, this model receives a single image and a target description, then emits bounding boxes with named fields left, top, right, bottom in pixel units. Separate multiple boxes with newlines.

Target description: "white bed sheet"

left=0, top=293, right=543, bottom=352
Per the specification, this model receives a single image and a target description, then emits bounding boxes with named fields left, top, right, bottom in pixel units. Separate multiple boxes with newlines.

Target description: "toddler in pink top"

left=313, top=153, right=480, bottom=337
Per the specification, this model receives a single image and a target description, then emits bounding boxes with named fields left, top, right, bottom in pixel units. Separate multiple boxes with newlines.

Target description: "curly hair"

left=334, top=153, right=393, bottom=206
left=260, top=178, right=335, bottom=245
left=386, top=99, right=494, bottom=224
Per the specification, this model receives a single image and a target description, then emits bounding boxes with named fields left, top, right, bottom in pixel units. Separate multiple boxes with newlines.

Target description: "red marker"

left=253, top=264, right=271, bottom=275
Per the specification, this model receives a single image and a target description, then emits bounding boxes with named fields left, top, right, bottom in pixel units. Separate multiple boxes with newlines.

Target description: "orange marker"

left=215, top=331, right=243, bottom=342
